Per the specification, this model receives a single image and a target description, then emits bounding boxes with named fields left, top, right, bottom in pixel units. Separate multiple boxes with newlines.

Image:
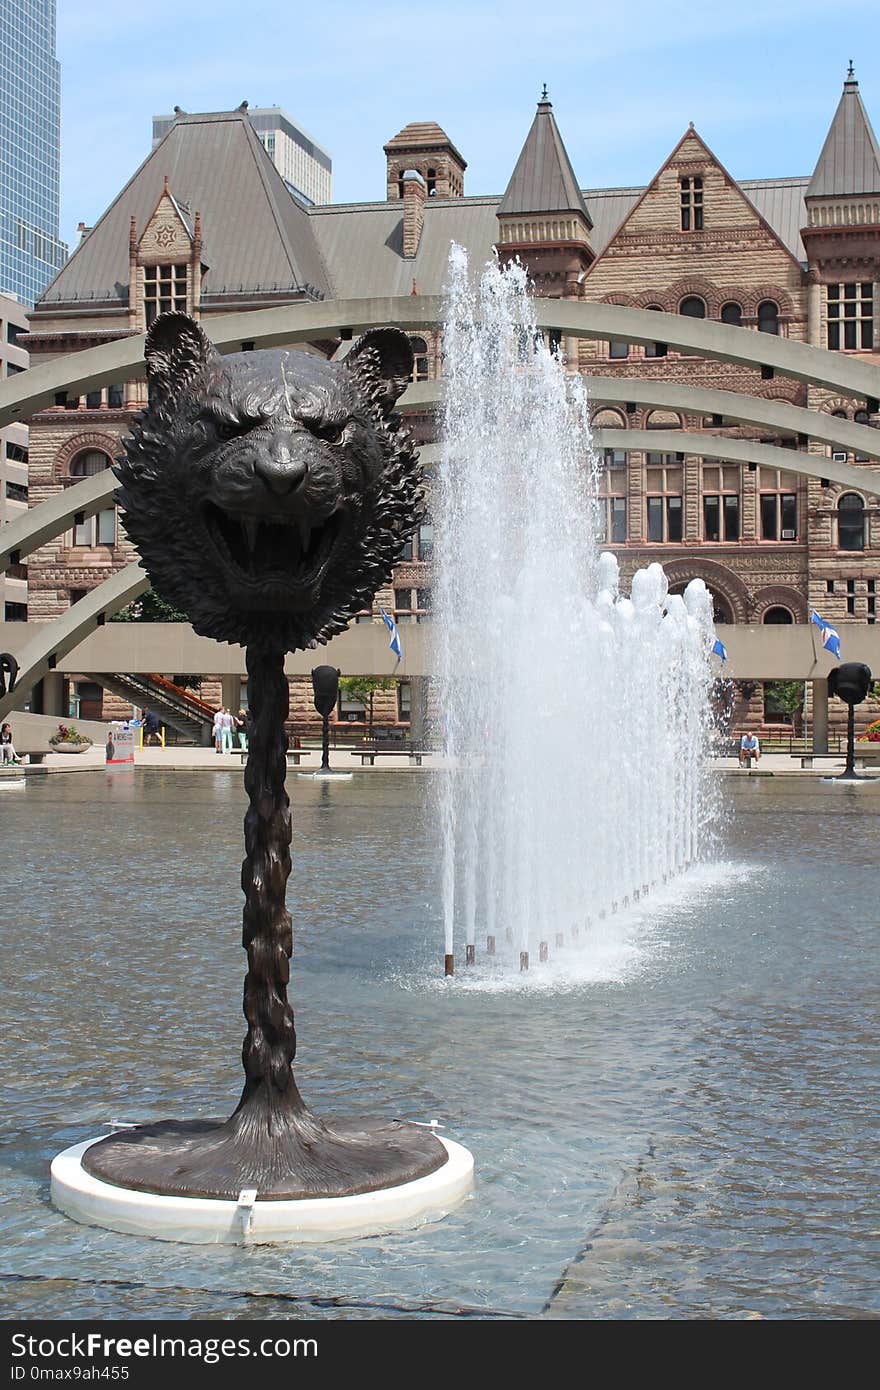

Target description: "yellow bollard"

left=160, top=726, right=166, bottom=748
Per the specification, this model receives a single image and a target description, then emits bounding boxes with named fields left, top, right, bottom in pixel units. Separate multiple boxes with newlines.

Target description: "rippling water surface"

left=1, top=771, right=877, bottom=1320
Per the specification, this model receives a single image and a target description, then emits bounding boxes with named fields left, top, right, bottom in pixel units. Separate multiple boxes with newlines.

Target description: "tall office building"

left=0, top=0, right=67, bottom=305
left=152, top=105, right=332, bottom=206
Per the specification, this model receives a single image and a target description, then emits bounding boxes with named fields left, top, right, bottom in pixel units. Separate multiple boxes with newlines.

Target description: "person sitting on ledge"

left=739, top=731, right=760, bottom=767
left=0, top=722, right=23, bottom=765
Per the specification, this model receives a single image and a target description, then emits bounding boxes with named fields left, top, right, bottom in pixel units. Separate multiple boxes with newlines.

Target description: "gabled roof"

left=586, top=126, right=806, bottom=276
left=37, top=110, right=329, bottom=307
left=807, top=73, right=880, bottom=198
left=498, top=96, right=593, bottom=228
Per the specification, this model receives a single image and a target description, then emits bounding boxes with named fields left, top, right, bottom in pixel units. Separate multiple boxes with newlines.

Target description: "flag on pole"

left=711, top=636, right=727, bottom=661
left=378, top=606, right=403, bottom=661
left=811, top=610, right=841, bottom=659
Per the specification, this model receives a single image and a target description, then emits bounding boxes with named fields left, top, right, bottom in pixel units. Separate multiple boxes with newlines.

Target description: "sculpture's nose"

left=252, top=432, right=307, bottom=496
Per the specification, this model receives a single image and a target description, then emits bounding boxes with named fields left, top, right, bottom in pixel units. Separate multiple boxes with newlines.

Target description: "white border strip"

left=51, top=1135, right=474, bottom=1245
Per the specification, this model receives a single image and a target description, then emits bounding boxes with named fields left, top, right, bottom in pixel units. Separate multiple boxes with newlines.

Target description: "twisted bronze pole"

left=237, top=639, right=305, bottom=1123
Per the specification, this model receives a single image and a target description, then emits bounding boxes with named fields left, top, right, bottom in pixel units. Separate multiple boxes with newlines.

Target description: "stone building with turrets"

left=16, top=75, right=880, bottom=737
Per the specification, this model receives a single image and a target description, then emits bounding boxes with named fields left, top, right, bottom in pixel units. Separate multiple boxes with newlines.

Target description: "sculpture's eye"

left=215, top=419, right=244, bottom=442
left=307, top=418, right=347, bottom=445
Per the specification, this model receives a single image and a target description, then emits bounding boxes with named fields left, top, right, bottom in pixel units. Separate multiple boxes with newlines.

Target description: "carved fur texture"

left=116, top=314, right=424, bottom=651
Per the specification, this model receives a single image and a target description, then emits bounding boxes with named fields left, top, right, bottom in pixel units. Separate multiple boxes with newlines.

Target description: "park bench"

left=797, top=747, right=880, bottom=769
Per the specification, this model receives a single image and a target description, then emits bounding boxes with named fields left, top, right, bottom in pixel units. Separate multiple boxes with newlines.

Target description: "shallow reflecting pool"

left=1, top=770, right=877, bottom=1319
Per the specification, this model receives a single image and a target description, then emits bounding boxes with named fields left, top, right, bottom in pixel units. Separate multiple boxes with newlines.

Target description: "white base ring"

left=51, top=1135, right=474, bottom=1244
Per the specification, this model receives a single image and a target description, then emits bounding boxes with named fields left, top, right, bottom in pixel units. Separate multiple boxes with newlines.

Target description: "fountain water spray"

left=433, top=249, right=719, bottom=974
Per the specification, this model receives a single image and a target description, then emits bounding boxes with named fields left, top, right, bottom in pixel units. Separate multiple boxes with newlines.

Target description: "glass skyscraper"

left=0, top=0, right=66, bottom=306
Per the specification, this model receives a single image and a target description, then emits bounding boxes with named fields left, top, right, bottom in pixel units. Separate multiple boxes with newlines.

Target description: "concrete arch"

left=663, top=558, right=751, bottom=623
left=0, top=561, right=149, bottom=722
left=2, top=297, right=879, bottom=429
left=753, top=585, right=807, bottom=623
left=589, top=429, right=880, bottom=494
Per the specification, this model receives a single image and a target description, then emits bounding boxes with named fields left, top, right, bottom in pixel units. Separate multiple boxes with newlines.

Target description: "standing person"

left=221, top=707, right=234, bottom=754
left=234, top=708, right=248, bottom=752
left=739, top=731, right=760, bottom=767
left=142, top=707, right=161, bottom=746
left=212, top=707, right=224, bottom=754
left=0, top=722, right=22, bottom=764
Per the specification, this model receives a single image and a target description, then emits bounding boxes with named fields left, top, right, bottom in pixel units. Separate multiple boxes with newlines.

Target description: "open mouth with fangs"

left=202, top=502, right=345, bottom=599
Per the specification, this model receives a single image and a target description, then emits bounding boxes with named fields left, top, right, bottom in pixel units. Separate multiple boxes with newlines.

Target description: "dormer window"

left=144, top=263, right=187, bottom=325
left=680, top=176, right=703, bottom=231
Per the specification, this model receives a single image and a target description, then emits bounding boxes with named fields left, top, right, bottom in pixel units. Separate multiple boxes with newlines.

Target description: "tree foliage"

left=112, top=588, right=188, bottom=623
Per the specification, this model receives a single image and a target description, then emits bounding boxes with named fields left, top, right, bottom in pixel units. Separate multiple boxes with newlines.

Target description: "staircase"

left=95, top=673, right=215, bottom=745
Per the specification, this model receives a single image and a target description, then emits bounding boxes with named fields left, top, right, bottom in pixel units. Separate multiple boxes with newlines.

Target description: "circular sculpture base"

left=52, top=1132, right=474, bottom=1245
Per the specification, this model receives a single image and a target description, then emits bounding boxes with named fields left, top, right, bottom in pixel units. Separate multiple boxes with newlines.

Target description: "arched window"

left=721, top=302, right=742, bottom=326
left=409, top=336, right=429, bottom=382
left=763, top=606, right=794, bottom=624
left=70, top=449, right=110, bottom=477
left=679, top=297, right=705, bottom=357
left=644, top=305, right=667, bottom=358
left=838, top=492, right=865, bottom=551
left=426, top=167, right=437, bottom=197
left=758, top=300, right=779, bottom=334
left=70, top=450, right=116, bottom=546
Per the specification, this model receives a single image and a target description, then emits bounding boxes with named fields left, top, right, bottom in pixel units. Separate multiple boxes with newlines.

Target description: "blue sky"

left=58, top=0, right=879, bottom=248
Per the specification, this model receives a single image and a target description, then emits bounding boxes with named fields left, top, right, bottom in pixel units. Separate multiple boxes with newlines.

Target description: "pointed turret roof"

left=498, top=91, right=593, bottom=228
left=807, top=68, right=880, bottom=198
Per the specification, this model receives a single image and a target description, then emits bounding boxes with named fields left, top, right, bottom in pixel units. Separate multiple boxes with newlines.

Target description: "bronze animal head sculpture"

left=116, top=313, right=424, bottom=650
left=81, top=315, right=447, bottom=1203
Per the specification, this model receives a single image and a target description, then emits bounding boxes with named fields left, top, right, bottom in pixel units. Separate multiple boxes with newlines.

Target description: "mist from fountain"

left=432, top=248, right=720, bottom=972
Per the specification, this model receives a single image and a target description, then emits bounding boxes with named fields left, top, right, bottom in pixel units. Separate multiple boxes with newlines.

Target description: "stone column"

left=42, top=671, right=65, bottom=717
left=409, top=677, right=428, bottom=747
left=806, top=268, right=822, bottom=348
left=812, top=676, right=829, bottom=753
left=221, top=675, right=241, bottom=712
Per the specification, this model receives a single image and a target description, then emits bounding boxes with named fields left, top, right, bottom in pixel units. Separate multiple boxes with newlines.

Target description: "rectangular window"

left=760, top=469, right=798, bottom=541
left=144, top=263, right=187, bottom=326
left=704, top=495, right=720, bottom=542
left=608, top=340, right=629, bottom=359
left=417, top=519, right=434, bottom=562
left=108, top=384, right=124, bottom=408
left=680, top=175, right=703, bottom=232
left=5, top=481, right=28, bottom=503
left=86, top=390, right=102, bottom=409
left=647, top=495, right=663, bottom=542
left=827, top=282, right=874, bottom=350
left=4, top=602, right=27, bottom=622
left=97, top=509, right=116, bottom=546
left=667, top=496, right=683, bottom=542
left=397, top=681, right=411, bottom=722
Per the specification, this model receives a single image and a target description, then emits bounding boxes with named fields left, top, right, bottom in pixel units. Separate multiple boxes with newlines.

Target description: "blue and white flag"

left=378, top=606, right=403, bottom=661
left=811, top=609, right=841, bottom=659
left=711, top=636, right=727, bottom=662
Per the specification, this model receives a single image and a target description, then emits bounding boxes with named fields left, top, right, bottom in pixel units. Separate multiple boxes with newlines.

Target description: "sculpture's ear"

left=144, top=312, right=215, bottom=399
left=345, top=327, right=414, bottom=414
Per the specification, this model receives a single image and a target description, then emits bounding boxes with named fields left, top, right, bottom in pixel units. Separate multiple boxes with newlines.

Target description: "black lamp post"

left=312, top=665, right=340, bottom=771
left=828, top=663, right=874, bottom=780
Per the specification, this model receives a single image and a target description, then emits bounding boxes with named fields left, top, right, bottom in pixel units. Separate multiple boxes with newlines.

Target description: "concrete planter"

left=49, top=742, right=92, bottom=755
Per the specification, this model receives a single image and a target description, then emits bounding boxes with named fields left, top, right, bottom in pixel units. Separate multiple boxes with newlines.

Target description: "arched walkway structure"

left=0, top=296, right=878, bottom=721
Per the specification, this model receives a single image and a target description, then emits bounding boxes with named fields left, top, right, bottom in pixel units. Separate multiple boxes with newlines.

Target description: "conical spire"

left=498, top=90, right=593, bottom=228
left=807, top=67, right=880, bottom=197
